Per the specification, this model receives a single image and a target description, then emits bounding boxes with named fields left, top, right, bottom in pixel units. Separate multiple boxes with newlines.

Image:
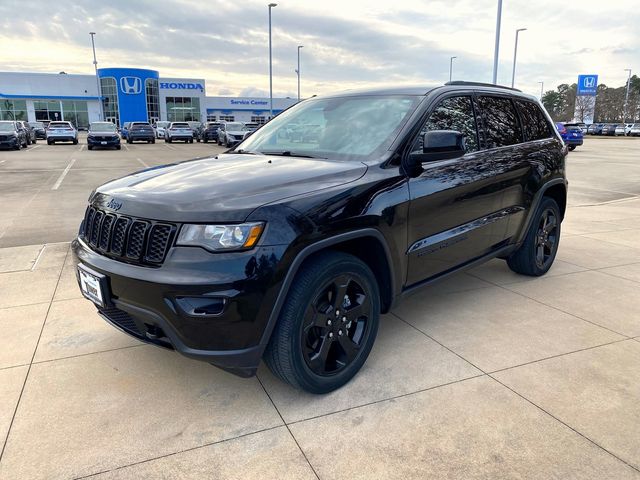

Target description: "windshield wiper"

left=260, top=151, right=326, bottom=159
left=234, top=149, right=258, bottom=155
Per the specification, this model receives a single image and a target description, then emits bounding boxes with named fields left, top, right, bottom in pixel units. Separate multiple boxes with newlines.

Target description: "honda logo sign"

left=120, top=76, right=142, bottom=95
left=577, top=74, right=598, bottom=96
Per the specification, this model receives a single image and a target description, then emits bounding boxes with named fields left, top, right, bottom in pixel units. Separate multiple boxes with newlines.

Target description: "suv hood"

left=92, top=154, right=367, bottom=222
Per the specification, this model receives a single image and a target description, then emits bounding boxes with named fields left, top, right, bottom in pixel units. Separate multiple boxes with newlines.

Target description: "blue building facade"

left=98, top=68, right=160, bottom=126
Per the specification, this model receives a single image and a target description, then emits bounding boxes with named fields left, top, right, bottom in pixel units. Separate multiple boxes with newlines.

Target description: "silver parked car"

left=154, top=121, right=170, bottom=139
left=628, top=124, right=640, bottom=137
left=46, top=121, right=78, bottom=145
left=217, top=122, right=250, bottom=147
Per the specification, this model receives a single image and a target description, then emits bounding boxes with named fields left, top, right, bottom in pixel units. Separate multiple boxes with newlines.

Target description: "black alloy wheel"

left=507, top=196, right=561, bottom=276
left=534, top=207, right=558, bottom=270
left=264, top=251, right=380, bottom=393
left=302, top=274, right=373, bottom=376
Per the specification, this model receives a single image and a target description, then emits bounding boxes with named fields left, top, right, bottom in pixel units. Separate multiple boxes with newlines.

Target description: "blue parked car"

left=555, top=123, right=583, bottom=151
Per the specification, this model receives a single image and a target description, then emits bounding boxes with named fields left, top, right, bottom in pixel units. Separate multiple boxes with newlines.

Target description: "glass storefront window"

left=100, top=77, right=120, bottom=126
left=166, top=96, right=201, bottom=122
left=61, top=100, right=89, bottom=129
left=0, top=99, right=28, bottom=121
left=145, top=79, right=160, bottom=123
left=34, top=100, right=62, bottom=122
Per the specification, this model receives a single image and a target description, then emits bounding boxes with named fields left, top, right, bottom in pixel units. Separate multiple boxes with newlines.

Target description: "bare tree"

left=574, top=95, right=593, bottom=122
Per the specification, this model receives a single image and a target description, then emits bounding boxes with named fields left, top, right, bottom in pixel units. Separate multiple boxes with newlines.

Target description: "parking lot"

left=0, top=136, right=639, bottom=479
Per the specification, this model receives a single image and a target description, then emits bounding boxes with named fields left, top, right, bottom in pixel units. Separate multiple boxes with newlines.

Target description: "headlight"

left=177, top=222, right=265, bottom=251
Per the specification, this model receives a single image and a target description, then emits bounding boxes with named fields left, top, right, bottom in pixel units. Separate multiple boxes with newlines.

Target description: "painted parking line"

left=79, top=144, right=85, bottom=152
left=51, top=158, right=76, bottom=190
left=29, top=144, right=41, bottom=151
left=137, top=158, right=149, bottom=168
left=122, top=143, right=130, bottom=151
left=163, top=143, right=178, bottom=151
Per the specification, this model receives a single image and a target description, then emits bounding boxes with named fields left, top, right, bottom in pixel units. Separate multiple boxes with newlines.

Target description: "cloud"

left=0, top=0, right=638, bottom=98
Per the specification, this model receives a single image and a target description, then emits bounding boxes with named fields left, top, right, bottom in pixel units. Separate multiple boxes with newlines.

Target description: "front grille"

left=81, top=206, right=176, bottom=266
left=99, top=307, right=142, bottom=336
left=0, top=135, right=8, bottom=141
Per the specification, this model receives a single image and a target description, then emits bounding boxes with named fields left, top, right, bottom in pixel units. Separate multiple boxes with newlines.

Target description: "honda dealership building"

left=0, top=67, right=297, bottom=128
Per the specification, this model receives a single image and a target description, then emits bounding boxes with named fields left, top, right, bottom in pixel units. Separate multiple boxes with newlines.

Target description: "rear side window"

left=516, top=100, right=552, bottom=141
left=477, top=96, right=522, bottom=148
left=413, top=96, right=479, bottom=154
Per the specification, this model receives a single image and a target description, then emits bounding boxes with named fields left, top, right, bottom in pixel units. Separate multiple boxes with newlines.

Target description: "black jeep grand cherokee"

left=72, top=82, right=567, bottom=393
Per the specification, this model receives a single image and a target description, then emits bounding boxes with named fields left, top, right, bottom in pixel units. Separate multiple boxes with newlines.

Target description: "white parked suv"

left=46, top=121, right=78, bottom=145
left=154, top=121, right=170, bottom=139
left=164, top=122, right=194, bottom=143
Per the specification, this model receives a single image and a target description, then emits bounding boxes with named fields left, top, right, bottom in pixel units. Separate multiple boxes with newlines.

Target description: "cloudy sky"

left=1, top=0, right=638, bottom=99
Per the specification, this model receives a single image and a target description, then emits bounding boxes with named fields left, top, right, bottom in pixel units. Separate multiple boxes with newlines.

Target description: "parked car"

left=127, top=122, right=156, bottom=144
left=46, top=121, right=78, bottom=145
left=0, top=121, right=27, bottom=149
left=164, top=122, right=194, bottom=143
left=28, top=121, right=47, bottom=139
left=601, top=123, right=619, bottom=136
left=590, top=123, right=605, bottom=135
left=217, top=121, right=248, bottom=147
left=556, top=123, right=583, bottom=151
left=87, top=122, right=121, bottom=150
left=201, top=122, right=221, bottom=143
left=628, top=124, right=640, bottom=137
left=154, top=121, right=170, bottom=139
left=615, top=125, right=627, bottom=136
left=73, top=82, right=567, bottom=393
left=16, top=121, right=36, bottom=145
left=188, top=122, right=204, bottom=142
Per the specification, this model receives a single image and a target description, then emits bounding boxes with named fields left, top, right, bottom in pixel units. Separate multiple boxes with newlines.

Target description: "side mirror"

left=411, top=130, right=466, bottom=163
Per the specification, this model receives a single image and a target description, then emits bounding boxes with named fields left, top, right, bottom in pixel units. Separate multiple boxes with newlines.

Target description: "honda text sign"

left=577, top=74, right=598, bottom=96
left=120, top=76, right=142, bottom=95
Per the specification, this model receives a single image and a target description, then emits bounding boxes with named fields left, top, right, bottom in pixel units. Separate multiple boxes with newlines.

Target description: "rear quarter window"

left=515, top=100, right=553, bottom=141
left=476, top=96, right=523, bottom=149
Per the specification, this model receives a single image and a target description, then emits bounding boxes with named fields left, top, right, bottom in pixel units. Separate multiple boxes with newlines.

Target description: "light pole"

left=268, top=3, right=277, bottom=119
left=296, top=45, right=304, bottom=102
left=89, top=32, right=104, bottom=121
left=623, top=68, right=632, bottom=122
left=538, top=81, right=544, bottom=100
left=449, top=56, right=457, bottom=82
left=492, top=0, right=503, bottom=84
left=511, top=28, right=527, bottom=88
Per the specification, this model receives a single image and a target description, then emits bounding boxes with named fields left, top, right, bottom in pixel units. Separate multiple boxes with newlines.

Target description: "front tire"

left=506, top=197, right=561, bottom=276
left=264, top=251, right=380, bottom=394
left=568, top=145, right=576, bottom=151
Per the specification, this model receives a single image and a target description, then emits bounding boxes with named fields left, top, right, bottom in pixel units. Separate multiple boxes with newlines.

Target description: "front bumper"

left=88, top=136, right=120, bottom=147
left=0, top=136, right=19, bottom=148
left=72, top=238, right=287, bottom=377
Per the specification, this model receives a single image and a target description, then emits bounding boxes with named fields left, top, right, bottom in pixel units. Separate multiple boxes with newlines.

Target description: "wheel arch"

left=259, top=229, right=397, bottom=348
left=515, top=178, right=567, bottom=245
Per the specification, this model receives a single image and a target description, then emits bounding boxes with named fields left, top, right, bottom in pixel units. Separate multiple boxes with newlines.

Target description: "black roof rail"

left=444, top=81, right=522, bottom=92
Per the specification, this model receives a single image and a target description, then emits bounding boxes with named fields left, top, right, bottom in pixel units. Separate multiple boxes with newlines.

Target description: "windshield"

left=0, top=123, right=15, bottom=132
left=237, top=95, right=421, bottom=160
left=89, top=122, right=117, bottom=132
left=49, top=122, right=71, bottom=129
left=225, top=122, right=244, bottom=131
left=29, top=122, right=44, bottom=128
left=171, top=123, right=190, bottom=128
left=156, top=122, right=170, bottom=128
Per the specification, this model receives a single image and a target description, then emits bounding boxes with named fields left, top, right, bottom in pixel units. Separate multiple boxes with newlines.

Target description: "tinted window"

left=516, top=100, right=552, bottom=141
left=412, top=96, right=479, bottom=154
left=477, top=96, right=522, bottom=148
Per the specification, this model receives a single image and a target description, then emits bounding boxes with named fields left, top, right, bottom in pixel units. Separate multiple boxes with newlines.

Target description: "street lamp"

left=268, top=3, right=277, bottom=119
left=511, top=28, right=527, bottom=88
left=538, top=81, right=544, bottom=100
left=492, top=0, right=503, bottom=84
left=449, top=56, right=457, bottom=82
left=623, top=68, right=632, bottom=122
left=89, top=32, right=104, bottom=121
left=296, top=45, right=304, bottom=102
